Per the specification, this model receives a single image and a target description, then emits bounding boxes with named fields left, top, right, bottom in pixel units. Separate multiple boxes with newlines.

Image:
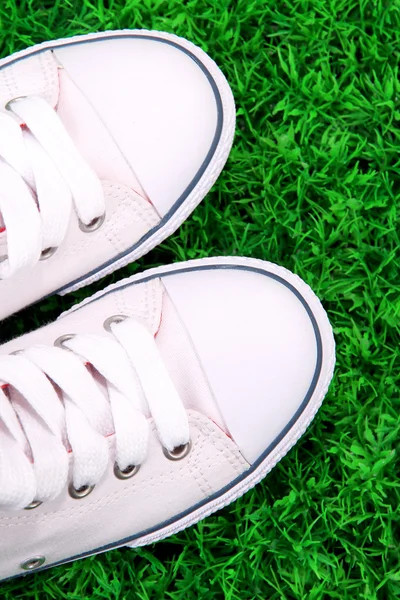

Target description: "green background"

left=1, top=1, right=400, bottom=598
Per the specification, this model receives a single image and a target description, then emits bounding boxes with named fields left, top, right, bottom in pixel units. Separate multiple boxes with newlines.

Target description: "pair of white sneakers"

left=0, top=30, right=335, bottom=580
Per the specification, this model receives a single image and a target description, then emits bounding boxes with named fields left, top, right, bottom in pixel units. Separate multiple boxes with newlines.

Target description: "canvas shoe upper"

left=0, top=30, right=235, bottom=319
left=0, top=256, right=335, bottom=580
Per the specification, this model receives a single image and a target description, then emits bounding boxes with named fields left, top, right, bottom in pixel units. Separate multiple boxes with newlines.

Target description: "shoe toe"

left=54, top=34, right=222, bottom=216
left=162, top=263, right=323, bottom=463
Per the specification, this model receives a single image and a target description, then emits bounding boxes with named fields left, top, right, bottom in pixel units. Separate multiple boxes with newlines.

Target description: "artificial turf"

left=0, top=0, right=399, bottom=598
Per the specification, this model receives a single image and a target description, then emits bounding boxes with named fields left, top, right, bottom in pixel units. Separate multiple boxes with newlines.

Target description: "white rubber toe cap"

left=54, top=34, right=221, bottom=216
left=162, top=264, right=323, bottom=464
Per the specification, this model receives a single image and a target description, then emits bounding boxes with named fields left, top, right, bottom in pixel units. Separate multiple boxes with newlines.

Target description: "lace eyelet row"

left=68, top=438, right=192, bottom=501
left=38, top=213, right=105, bottom=263
left=25, top=438, right=192, bottom=510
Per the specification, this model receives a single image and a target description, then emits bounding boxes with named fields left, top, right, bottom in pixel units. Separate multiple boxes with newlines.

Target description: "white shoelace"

left=0, top=317, right=190, bottom=510
left=0, top=95, right=105, bottom=278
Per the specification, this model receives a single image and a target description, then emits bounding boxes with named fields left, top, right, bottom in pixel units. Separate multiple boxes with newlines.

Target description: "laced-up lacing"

left=0, top=317, right=190, bottom=510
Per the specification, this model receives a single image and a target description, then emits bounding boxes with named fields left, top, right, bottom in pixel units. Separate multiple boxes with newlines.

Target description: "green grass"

left=1, top=0, right=400, bottom=598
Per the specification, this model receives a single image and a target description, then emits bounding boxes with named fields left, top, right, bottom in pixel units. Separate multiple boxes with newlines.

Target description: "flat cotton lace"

left=0, top=317, right=190, bottom=510
left=0, top=95, right=104, bottom=278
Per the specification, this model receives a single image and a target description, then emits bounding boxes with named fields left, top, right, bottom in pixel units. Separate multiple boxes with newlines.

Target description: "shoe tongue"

left=156, top=288, right=227, bottom=432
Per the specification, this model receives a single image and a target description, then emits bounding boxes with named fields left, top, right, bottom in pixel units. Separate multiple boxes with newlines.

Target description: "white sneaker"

left=0, top=30, right=235, bottom=319
left=0, top=256, right=335, bottom=580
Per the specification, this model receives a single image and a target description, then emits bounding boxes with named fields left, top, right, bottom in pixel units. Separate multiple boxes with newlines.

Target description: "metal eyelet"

left=79, top=213, right=105, bottom=233
left=24, top=500, right=42, bottom=510
left=103, top=315, right=127, bottom=333
left=68, top=483, right=95, bottom=499
left=5, top=95, right=28, bottom=111
left=40, top=246, right=57, bottom=261
left=163, top=440, right=192, bottom=461
left=54, top=334, right=75, bottom=349
left=20, top=556, right=45, bottom=571
left=114, top=462, right=140, bottom=480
